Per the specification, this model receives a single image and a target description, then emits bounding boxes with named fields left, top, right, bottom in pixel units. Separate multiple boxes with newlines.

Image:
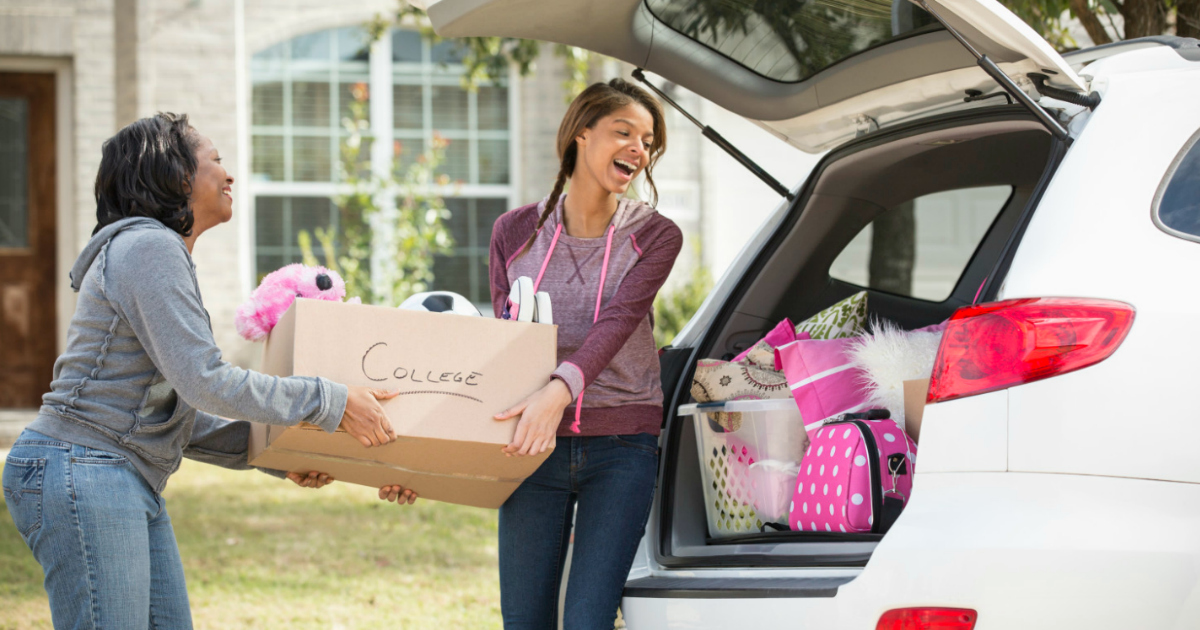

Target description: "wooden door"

left=0, top=73, right=56, bottom=408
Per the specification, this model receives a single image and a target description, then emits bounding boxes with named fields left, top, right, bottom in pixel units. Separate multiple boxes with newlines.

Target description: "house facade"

left=3, top=0, right=804, bottom=422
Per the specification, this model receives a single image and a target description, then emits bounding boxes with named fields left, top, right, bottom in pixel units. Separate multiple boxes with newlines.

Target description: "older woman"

left=1, top=112, right=393, bottom=629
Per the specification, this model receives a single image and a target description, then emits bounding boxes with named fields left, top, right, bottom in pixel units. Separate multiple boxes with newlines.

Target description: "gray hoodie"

left=27, top=218, right=348, bottom=493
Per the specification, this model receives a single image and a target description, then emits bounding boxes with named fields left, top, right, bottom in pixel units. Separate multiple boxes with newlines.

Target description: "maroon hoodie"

left=490, top=196, right=683, bottom=437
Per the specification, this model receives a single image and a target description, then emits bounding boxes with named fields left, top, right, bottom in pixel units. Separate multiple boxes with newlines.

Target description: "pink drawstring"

left=570, top=396, right=585, bottom=433
left=594, top=226, right=615, bottom=321
left=570, top=224, right=616, bottom=434
left=533, top=223, right=562, bottom=293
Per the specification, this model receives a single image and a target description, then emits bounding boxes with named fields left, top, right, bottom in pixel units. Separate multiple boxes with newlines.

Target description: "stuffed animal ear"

left=235, top=298, right=269, bottom=342
left=237, top=264, right=307, bottom=342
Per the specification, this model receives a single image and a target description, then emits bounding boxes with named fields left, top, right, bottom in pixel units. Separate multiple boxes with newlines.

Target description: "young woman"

left=490, top=77, right=680, bottom=629
left=1, top=113, right=396, bottom=629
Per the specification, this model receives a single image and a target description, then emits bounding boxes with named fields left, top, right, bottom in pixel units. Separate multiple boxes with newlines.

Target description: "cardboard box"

left=248, top=299, right=557, bottom=509
left=903, top=378, right=931, bottom=444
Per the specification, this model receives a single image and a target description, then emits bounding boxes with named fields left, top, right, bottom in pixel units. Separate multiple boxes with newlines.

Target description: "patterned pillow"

left=689, top=359, right=793, bottom=431
left=793, top=291, right=868, bottom=342
left=690, top=358, right=791, bottom=404
left=737, top=324, right=807, bottom=371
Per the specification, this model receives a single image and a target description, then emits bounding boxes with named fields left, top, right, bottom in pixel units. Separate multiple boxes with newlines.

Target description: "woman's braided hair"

left=516, top=77, right=667, bottom=258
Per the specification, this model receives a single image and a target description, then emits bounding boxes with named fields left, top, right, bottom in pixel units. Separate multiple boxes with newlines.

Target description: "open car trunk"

left=425, top=0, right=1088, bottom=151
left=422, top=0, right=1086, bottom=574
left=655, top=107, right=1065, bottom=568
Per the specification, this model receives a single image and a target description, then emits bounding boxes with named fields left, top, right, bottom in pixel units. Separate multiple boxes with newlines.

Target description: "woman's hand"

left=341, top=386, right=399, bottom=447
left=494, top=379, right=573, bottom=456
left=379, top=485, right=419, bottom=505
left=287, top=471, right=334, bottom=489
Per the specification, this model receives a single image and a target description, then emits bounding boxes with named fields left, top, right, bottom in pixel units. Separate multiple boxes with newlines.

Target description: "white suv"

left=424, top=0, right=1200, bottom=627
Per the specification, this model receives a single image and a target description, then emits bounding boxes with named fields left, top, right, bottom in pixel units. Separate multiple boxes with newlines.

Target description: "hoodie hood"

left=70, top=218, right=183, bottom=292
left=543, top=195, right=659, bottom=237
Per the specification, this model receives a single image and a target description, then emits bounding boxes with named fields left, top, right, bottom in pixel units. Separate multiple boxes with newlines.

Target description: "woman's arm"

left=550, top=218, right=684, bottom=400
left=182, top=410, right=257, bottom=471
left=489, top=203, right=543, bottom=318
left=102, top=229, right=349, bottom=432
left=489, top=221, right=513, bottom=319
left=185, top=411, right=333, bottom=487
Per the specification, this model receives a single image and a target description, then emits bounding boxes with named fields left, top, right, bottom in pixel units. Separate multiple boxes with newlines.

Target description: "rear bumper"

left=624, top=472, right=1200, bottom=629
left=624, top=575, right=853, bottom=599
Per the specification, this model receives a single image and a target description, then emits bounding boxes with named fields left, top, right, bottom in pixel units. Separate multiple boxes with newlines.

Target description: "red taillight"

left=877, top=607, right=978, bottom=630
left=928, top=297, right=1135, bottom=404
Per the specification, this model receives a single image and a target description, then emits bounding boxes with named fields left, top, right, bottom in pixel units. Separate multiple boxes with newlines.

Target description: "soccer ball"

left=398, top=291, right=482, bottom=317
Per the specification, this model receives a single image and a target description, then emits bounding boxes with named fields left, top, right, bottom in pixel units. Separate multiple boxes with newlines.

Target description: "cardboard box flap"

left=248, top=444, right=527, bottom=509
left=269, top=430, right=544, bottom=479
left=903, top=378, right=930, bottom=443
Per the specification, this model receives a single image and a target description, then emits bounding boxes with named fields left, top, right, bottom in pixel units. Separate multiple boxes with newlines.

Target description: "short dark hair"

left=93, top=112, right=201, bottom=236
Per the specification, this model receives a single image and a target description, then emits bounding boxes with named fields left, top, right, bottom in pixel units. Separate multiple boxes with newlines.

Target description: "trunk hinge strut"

left=915, top=0, right=1073, bottom=141
left=632, top=68, right=796, bottom=201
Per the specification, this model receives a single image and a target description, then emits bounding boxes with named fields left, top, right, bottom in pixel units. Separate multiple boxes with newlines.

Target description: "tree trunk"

left=1070, top=0, right=1114, bottom=44
left=868, top=201, right=915, bottom=296
left=1118, top=0, right=1168, bottom=38
left=1178, top=0, right=1200, bottom=38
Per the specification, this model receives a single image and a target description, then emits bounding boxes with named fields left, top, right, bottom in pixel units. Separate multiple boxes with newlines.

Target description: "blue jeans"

left=499, top=434, right=659, bottom=630
left=2, top=430, right=192, bottom=629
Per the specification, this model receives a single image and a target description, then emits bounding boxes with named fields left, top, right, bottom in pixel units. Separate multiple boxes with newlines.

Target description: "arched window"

left=249, top=26, right=513, bottom=304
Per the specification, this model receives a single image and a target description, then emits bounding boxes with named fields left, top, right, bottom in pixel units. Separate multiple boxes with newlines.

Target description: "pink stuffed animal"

left=236, top=264, right=359, bottom=341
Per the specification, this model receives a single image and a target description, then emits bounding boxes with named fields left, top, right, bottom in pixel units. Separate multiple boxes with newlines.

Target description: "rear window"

left=829, top=186, right=1012, bottom=302
left=1154, top=129, right=1200, bottom=243
left=644, top=0, right=939, bottom=83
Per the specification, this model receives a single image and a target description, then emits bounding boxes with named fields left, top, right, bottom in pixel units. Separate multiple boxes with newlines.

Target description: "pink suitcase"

left=787, top=410, right=917, bottom=534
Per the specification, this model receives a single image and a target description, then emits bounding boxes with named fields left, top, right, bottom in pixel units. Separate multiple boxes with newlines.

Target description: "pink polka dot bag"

left=787, top=410, right=917, bottom=534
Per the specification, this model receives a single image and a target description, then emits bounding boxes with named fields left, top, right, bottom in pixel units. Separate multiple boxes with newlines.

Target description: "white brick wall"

left=244, top=0, right=393, bottom=49
left=0, top=2, right=74, bottom=56
left=516, top=46, right=571, bottom=206
left=72, top=0, right=117, bottom=257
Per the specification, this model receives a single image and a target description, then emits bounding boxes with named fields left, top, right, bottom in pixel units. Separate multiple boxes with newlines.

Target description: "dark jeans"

left=499, top=433, right=659, bottom=630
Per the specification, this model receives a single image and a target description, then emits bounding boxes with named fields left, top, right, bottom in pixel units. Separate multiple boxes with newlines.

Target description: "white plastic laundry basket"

left=678, top=399, right=807, bottom=539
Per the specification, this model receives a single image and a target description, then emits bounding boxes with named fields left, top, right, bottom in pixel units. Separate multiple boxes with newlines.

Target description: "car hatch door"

left=423, top=0, right=1085, bottom=152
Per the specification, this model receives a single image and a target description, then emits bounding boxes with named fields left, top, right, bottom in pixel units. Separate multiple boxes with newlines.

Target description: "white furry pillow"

left=847, top=319, right=946, bottom=426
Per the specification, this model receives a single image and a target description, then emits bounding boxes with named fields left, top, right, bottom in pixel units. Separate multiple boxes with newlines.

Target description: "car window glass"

left=1154, top=129, right=1200, bottom=242
left=829, top=186, right=1012, bottom=302
left=644, top=0, right=939, bottom=83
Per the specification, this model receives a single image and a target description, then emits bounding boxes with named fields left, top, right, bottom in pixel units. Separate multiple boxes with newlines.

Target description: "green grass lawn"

left=0, top=459, right=504, bottom=629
